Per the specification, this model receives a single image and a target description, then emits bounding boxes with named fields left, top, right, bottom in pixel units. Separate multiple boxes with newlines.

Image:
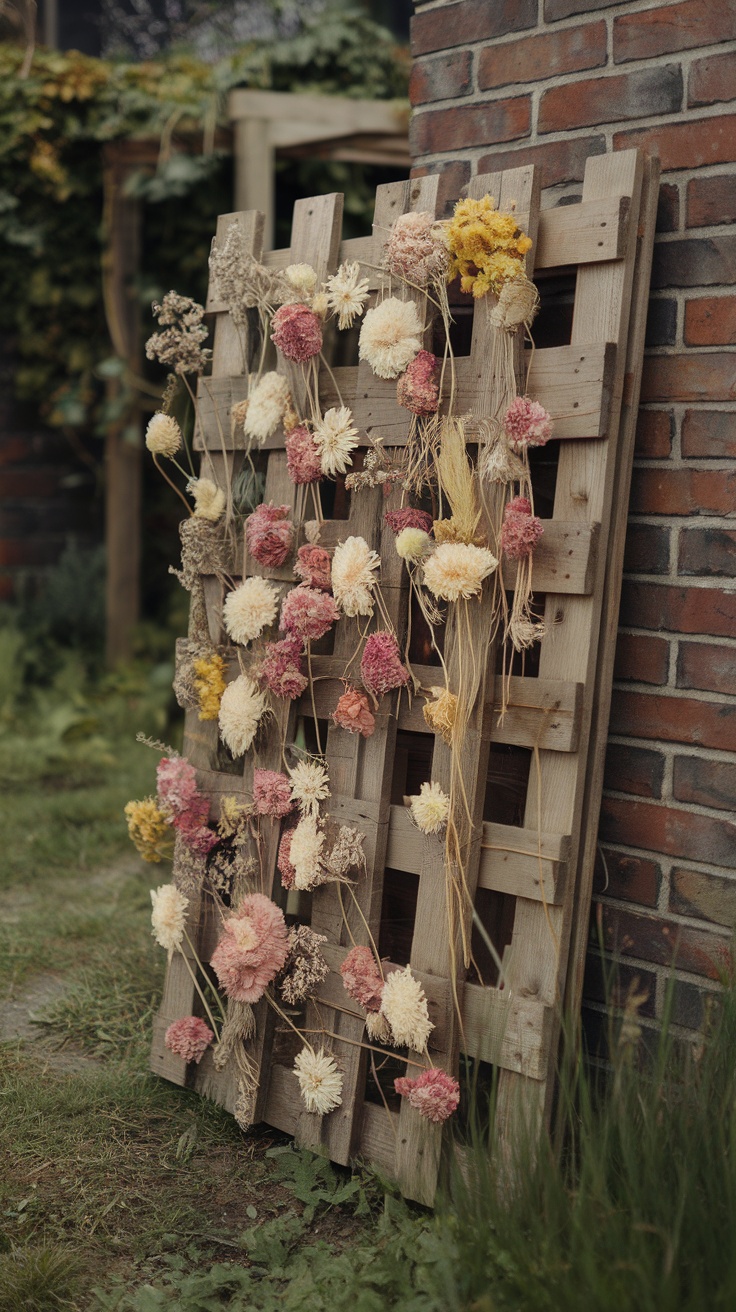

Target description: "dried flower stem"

left=306, top=642, right=323, bottom=755
left=264, top=989, right=315, bottom=1056
left=183, top=929, right=228, bottom=1023
left=300, top=1028, right=427, bottom=1070
left=153, top=455, right=193, bottom=516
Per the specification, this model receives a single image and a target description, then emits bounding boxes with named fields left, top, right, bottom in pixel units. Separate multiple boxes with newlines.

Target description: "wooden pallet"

left=150, top=149, right=656, bottom=1205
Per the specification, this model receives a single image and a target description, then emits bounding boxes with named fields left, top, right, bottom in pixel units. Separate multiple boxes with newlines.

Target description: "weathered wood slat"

left=461, top=986, right=553, bottom=1079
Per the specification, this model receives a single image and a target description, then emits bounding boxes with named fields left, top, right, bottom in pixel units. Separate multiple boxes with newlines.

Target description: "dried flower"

left=445, top=195, right=533, bottom=299
left=146, top=412, right=182, bottom=457
left=410, top=781, right=450, bottom=834
left=384, top=211, right=449, bottom=286
left=304, top=519, right=321, bottom=544
left=490, top=276, right=540, bottom=331
left=340, top=945, right=384, bottom=1012
left=396, top=527, right=430, bottom=563
left=479, top=434, right=526, bottom=484
left=326, top=261, right=371, bottom=330
left=190, top=478, right=225, bottom=522
left=218, top=675, right=268, bottom=756
left=313, top=407, right=359, bottom=477
left=396, top=349, right=440, bottom=416
left=146, top=292, right=211, bottom=375
left=165, top=1016, right=214, bottom=1065
left=332, top=687, right=375, bottom=738
left=244, top=372, right=291, bottom=446
left=499, top=495, right=544, bottom=559
left=259, top=636, right=308, bottom=700
left=360, top=631, right=410, bottom=699
left=325, top=826, right=366, bottom=879
left=124, top=798, right=171, bottom=863
left=280, top=586, right=339, bottom=643
left=508, top=615, right=546, bottom=652
left=253, top=769, right=293, bottom=818
left=193, top=653, right=227, bottom=721
left=503, top=396, right=552, bottom=451
left=285, top=425, right=322, bottom=484
left=157, top=756, right=202, bottom=819
left=271, top=302, right=323, bottom=363
left=150, top=883, right=189, bottom=956
left=380, top=965, right=434, bottom=1051
left=289, top=760, right=330, bottom=817
left=290, top=815, right=326, bottom=890
left=359, top=297, right=423, bottom=379
left=331, top=535, right=380, bottom=617
left=246, top=503, right=294, bottom=569
left=209, top=225, right=286, bottom=320
left=423, top=541, right=498, bottom=602
left=394, top=1068, right=460, bottom=1123
left=423, top=686, right=458, bottom=744
left=211, top=892, right=289, bottom=1003
left=294, top=1046, right=343, bottom=1115
left=285, top=263, right=318, bottom=298
left=223, top=576, right=279, bottom=645
left=294, top=545, right=332, bottom=591
left=278, top=825, right=297, bottom=890
left=366, top=1011, right=392, bottom=1043
left=385, top=507, right=434, bottom=535
left=279, top=926, right=329, bottom=1005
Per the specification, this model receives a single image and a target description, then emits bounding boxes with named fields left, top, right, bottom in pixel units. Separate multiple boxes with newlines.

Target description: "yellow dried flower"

left=193, top=653, right=227, bottom=721
left=124, top=797, right=172, bottom=863
left=445, top=195, right=533, bottom=299
left=146, top=412, right=182, bottom=458
left=422, top=686, right=458, bottom=744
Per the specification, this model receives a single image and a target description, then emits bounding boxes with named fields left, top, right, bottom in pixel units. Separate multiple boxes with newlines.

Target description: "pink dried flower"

left=384, top=507, right=433, bottom=535
left=294, top=545, right=332, bottom=591
left=383, top=211, right=448, bottom=286
left=285, top=425, right=322, bottom=484
left=157, top=757, right=216, bottom=855
left=259, top=637, right=308, bottom=700
left=394, top=1068, right=460, bottom=1123
left=360, top=631, right=410, bottom=699
left=164, top=1016, right=214, bottom=1064
left=340, top=945, right=384, bottom=1012
left=271, top=302, right=323, bottom=363
left=253, top=769, right=293, bottom=818
left=396, top=350, right=440, bottom=416
left=246, top=503, right=294, bottom=568
left=174, top=812, right=219, bottom=856
left=500, top=495, right=544, bottom=560
left=281, top=586, right=339, bottom=643
left=503, top=396, right=552, bottom=452
left=332, top=687, right=376, bottom=738
left=210, top=892, right=289, bottom=1003
left=278, top=826, right=297, bottom=890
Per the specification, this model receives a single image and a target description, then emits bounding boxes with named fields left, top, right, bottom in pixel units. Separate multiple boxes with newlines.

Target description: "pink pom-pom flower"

left=157, top=756, right=217, bottom=855
left=499, top=495, right=544, bottom=560
left=259, top=636, right=308, bottom=700
left=164, top=1016, right=214, bottom=1065
left=503, top=396, right=552, bottom=452
left=332, top=687, right=376, bottom=738
left=253, top=769, right=293, bottom=818
left=210, top=892, right=289, bottom=1003
left=340, top=945, right=384, bottom=1012
left=278, top=826, right=297, bottom=890
left=280, top=586, right=339, bottom=644
left=396, top=350, right=440, bottom=416
left=394, top=1068, right=460, bottom=1123
left=384, top=507, right=433, bottom=536
left=246, top=503, right=294, bottom=569
left=285, top=425, right=322, bottom=485
left=271, top=303, right=323, bottom=363
left=360, top=631, right=410, bottom=699
left=294, top=545, right=332, bottom=591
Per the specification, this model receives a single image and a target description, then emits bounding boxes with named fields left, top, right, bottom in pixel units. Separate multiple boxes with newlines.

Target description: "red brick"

left=546, top=0, right=622, bottom=18
left=604, top=742, right=666, bottom=799
left=673, top=757, right=736, bottom=813
left=687, top=174, right=736, bottom=228
left=645, top=297, right=677, bottom=347
left=599, top=902, right=730, bottom=981
left=593, top=848, right=661, bottom=908
left=623, top=522, right=671, bottom=574
left=671, top=867, right=736, bottom=926
left=478, top=21, right=606, bottom=90
left=614, top=1, right=736, bottom=63
left=610, top=689, right=736, bottom=753
left=620, top=580, right=736, bottom=637
left=640, top=353, right=736, bottom=404
left=678, top=528, right=736, bottom=578
left=684, top=295, right=736, bottom=346
left=613, top=114, right=736, bottom=172
left=681, top=409, right=736, bottom=459
left=410, top=51, right=473, bottom=106
left=629, top=467, right=736, bottom=516
left=689, top=50, right=736, bottom=107
left=583, top=952, right=658, bottom=1016
left=677, top=639, right=736, bottom=694
left=600, top=796, right=736, bottom=869
left=539, top=65, right=683, bottom=133
left=477, top=134, right=606, bottom=189
left=410, top=97, right=531, bottom=156
left=652, top=236, right=736, bottom=288
left=410, top=159, right=471, bottom=218
left=656, top=182, right=680, bottom=233
left=635, top=409, right=674, bottom=459
left=614, top=632, right=670, bottom=685
left=411, top=0, right=536, bottom=56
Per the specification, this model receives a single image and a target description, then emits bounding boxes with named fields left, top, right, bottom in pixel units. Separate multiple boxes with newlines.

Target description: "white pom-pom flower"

left=409, top=781, right=450, bottom=835
left=146, top=413, right=182, bottom=458
left=294, top=1045, right=343, bottom=1115
left=331, top=535, right=380, bottom=618
left=223, top=576, right=279, bottom=645
left=150, top=884, right=189, bottom=957
left=358, top=297, right=423, bottom=379
left=218, top=675, right=268, bottom=756
left=422, top=542, right=498, bottom=602
left=380, top=965, right=434, bottom=1051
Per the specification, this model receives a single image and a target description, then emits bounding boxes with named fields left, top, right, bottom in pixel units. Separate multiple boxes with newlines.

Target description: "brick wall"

left=409, top=0, right=736, bottom=1035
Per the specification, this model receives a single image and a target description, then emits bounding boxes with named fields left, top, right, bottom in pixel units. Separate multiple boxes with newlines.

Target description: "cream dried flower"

left=223, top=576, right=279, bottom=645
left=218, top=675, right=268, bottom=756
left=365, top=1011, right=392, bottom=1043
left=289, top=759, right=330, bottom=817
left=244, top=372, right=291, bottom=446
left=312, top=292, right=329, bottom=318
left=396, top=527, right=430, bottom=564
left=146, top=413, right=182, bottom=458
left=423, top=542, right=498, bottom=602
left=150, top=883, right=189, bottom=957
left=190, top=478, right=225, bottom=522
left=358, top=297, right=423, bottom=379
left=410, top=781, right=450, bottom=834
left=294, top=1045, right=343, bottom=1115
left=380, top=965, right=434, bottom=1051
left=290, top=815, right=326, bottom=891
left=331, top=535, right=380, bottom=618
left=285, top=263, right=317, bottom=298
left=326, top=261, right=371, bottom=331
left=313, top=407, right=359, bottom=477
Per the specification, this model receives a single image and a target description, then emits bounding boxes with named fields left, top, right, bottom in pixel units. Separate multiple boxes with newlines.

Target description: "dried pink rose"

left=285, top=425, right=322, bottom=485
left=246, top=503, right=294, bottom=568
left=499, top=495, right=544, bottom=560
left=360, top=631, right=410, bottom=699
left=340, top=945, right=384, bottom=1012
left=259, top=636, right=308, bottom=700
left=294, top=545, right=332, bottom=591
left=271, top=303, right=323, bottom=363
left=210, top=892, right=289, bottom=1003
left=280, top=586, right=339, bottom=644
left=278, top=826, right=297, bottom=890
left=384, top=507, right=433, bottom=535
left=253, top=769, right=293, bottom=818
left=332, top=687, right=376, bottom=738
left=396, top=350, right=440, bottom=416
left=394, top=1068, right=460, bottom=1123
left=503, top=396, right=552, bottom=452
left=164, top=1016, right=214, bottom=1064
